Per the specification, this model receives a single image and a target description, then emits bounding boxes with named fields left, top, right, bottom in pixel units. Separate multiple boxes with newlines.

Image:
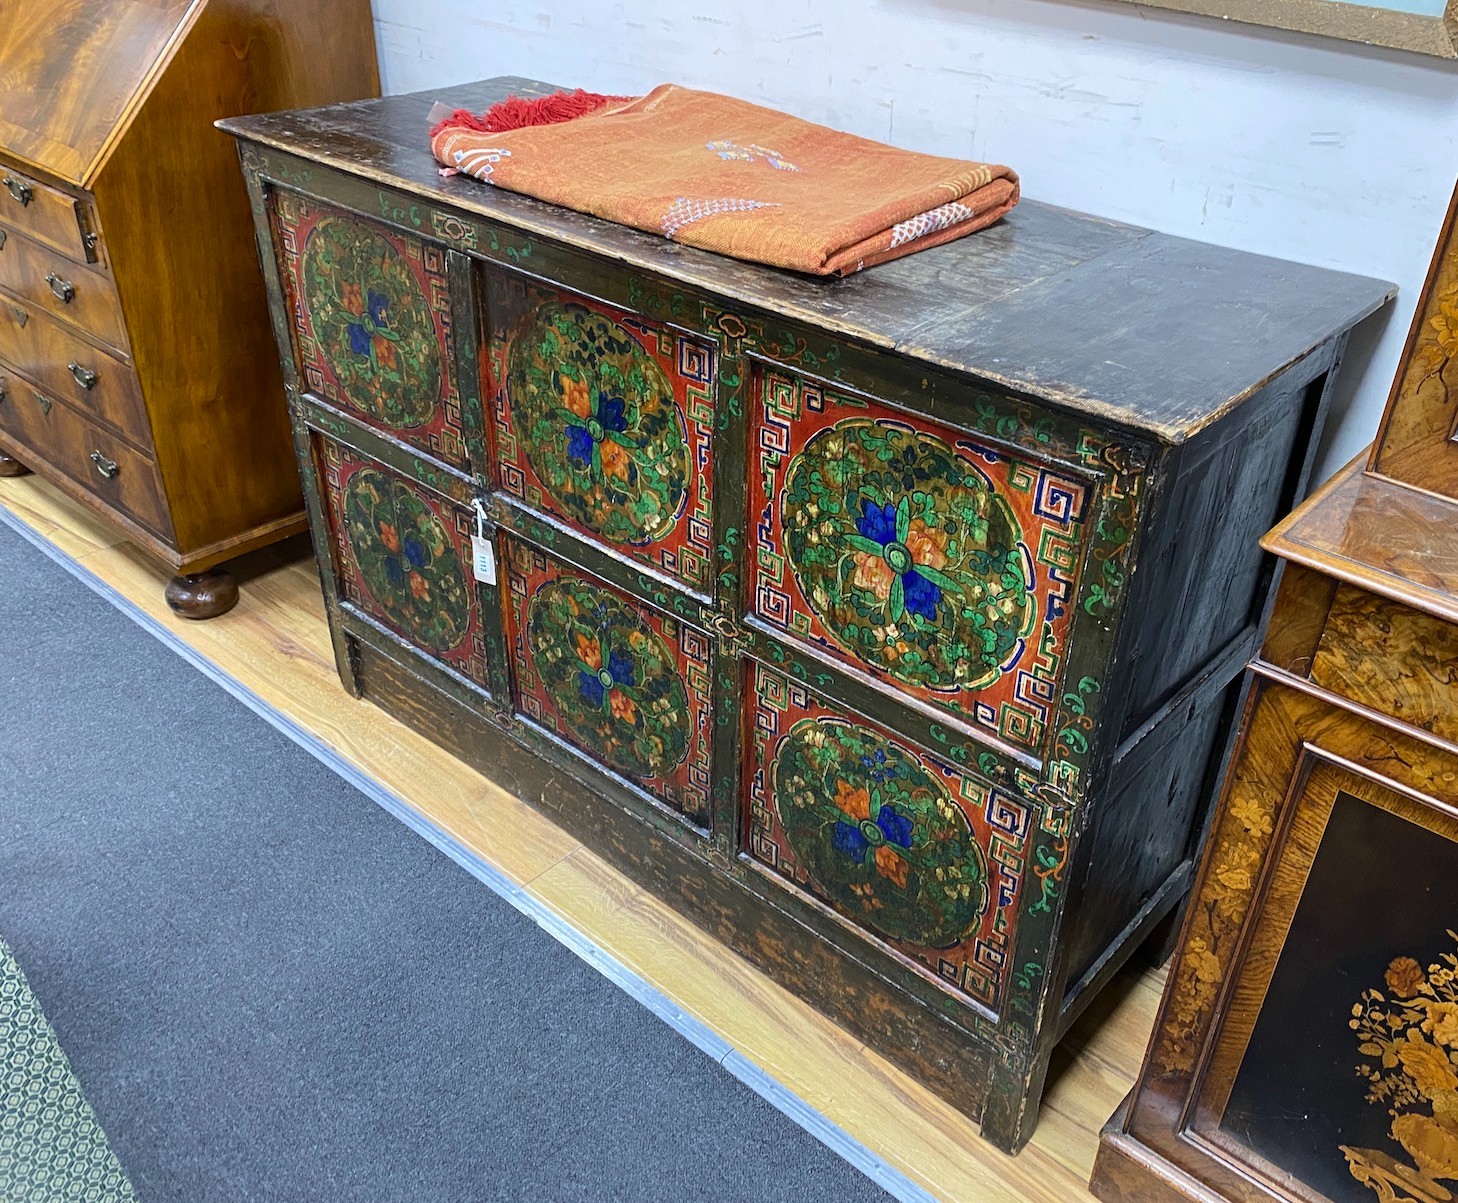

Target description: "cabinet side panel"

left=1062, top=676, right=1242, bottom=994
left=1115, top=364, right=1328, bottom=737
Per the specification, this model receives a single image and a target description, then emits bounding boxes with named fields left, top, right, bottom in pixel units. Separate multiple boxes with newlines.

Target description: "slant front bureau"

left=223, top=78, right=1392, bottom=1151
left=0, top=0, right=377, bottom=616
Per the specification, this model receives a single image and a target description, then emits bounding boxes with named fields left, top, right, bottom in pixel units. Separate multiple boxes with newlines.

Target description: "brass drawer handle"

left=67, top=361, right=97, bottom=390
left=45, top=273, right=74, bottom=304
left=0, top=380, right=6, bottom=403
left=90, top=450, right=118, bottom=479
left=0, top=229, right=7, bottom=251
left=3, top=175, right=31, bottom=206
left=32, top=391, right=49, bottom=414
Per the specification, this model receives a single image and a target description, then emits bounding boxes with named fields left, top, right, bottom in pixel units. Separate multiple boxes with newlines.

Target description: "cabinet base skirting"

left=344, top=634, right=1042, bottom=1143
left=1091, top=1097, right=1233, bottom=1203
left=0, top=424, right=307, bottom=573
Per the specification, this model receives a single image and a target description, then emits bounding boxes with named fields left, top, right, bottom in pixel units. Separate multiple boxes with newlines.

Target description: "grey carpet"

left=0, top=520, right=893, bottom=1203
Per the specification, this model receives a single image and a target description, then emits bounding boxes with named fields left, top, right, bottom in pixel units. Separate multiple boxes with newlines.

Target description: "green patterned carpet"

left=0, top=938, right=135, bottom=1203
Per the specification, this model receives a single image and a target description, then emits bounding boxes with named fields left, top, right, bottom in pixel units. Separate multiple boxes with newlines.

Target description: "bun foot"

left=165, top=568, right=239, bottom=620
left=0, top=451, right=31, bottom=477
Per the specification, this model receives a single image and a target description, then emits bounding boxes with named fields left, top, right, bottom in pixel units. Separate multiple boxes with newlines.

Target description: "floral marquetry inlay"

left=747, top=664, right=1030, bottom=1011
left=488, top=273, right=716, bottom=591
left=750, top=370, right=1091, bottom=755
left=503, top=540, right=713, bottom=827
left=274, top=193, right=465, bottom=470
left=1345, top=937, right=1458, bottom=1199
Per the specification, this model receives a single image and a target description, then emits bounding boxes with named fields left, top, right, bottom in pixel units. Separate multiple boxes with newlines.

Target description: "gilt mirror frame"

left=1122, top=0, right=1458, bottom=58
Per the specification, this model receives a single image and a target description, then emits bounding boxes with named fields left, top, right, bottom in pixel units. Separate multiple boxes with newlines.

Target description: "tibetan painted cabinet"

left=223, top=77, right=1392, bottom=1152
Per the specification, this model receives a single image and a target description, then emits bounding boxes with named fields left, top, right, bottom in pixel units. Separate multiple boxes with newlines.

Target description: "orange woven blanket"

left=430, top=85, right=1019, bottom=277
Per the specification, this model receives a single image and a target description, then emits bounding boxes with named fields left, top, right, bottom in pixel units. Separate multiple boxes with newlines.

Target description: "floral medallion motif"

left=341, top=466, right=471, bottom=653
left=506, top=300, right=690, bottom=545
left=781, top=418, right=1033, bottom=694
left=771, top=716, right=989, bottom=948
left=300, top=215, right=444, bottom=429
left=526, top=576, right=691, bottom=780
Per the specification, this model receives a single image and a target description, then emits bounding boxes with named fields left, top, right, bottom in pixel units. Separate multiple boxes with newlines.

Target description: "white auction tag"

left=471, top=499, right=496, bottom=584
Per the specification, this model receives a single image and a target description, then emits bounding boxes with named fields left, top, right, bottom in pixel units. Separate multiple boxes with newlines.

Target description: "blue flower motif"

left=383, top=557, right=406, bottom=587
left=578, top=671, right=605, bottom=709
left=563, top=391, right=630, bottom=468
left=857, top=500, right=898, bottom=545
left=833, top=820, right=870, bottom=864
left=901, top=571, right=941, bottom=622
left=606, top=650, right=635, bottom=689
left=367, top=290, right=390, bottom=327
left=347, top=321, right=371, bottom=356
left=402, top=534, right=428, bottom=570
left=596, top=392, right=628, bottom=433
left=566, top=425, right=595, bottom=466
left=832, top=803, right=916, bottom=865
left=854, top=498, right=944, bottom=622
left=859, top=749, right=893, bottom=783
left=877, top=804, right=915, bottom=848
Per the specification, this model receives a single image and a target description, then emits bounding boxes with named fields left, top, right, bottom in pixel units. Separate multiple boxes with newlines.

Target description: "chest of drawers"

left=223, top=77, right=1392, bottom=1151
left=0, top=0, right=377, bottom=616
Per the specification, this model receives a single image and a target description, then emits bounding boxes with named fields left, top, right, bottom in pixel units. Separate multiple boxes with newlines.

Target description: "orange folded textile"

left=430, top=85, right=1019, bottom=277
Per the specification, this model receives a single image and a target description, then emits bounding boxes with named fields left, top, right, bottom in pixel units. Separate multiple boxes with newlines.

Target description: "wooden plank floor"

left=0, top=471, right=1164, bottom=1203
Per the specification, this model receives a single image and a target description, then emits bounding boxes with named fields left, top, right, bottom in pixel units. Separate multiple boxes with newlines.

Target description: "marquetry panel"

left=316, top=438, right=491, bottom=691
left=1309, top=582, right=1458, bottom=742
left=485, top=271, right=716, bottom=592
left=273, top=192, right=465, bottom=471
left=745, top=661, right=1031, bottom=1012
left=747, top=368, right=1091, bottom=756
left=502, top=537, right=714, bottom=828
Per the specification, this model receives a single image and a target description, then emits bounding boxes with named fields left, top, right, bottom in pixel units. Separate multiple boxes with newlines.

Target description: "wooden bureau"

left=1092, top=184, right=1458, bottom=1201
left=223, top=77, right=1392, bottom=1151
left=0, top=1, right=378, bottom=616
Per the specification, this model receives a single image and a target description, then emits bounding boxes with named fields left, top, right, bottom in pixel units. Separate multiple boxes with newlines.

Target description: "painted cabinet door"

left=501, top=535, right=714, bottom=831
left=748, top=366, right=1094, bottom=761
left=745, top=661, right=1033, bottom=1014
left=484, top=269, right=718, bottom=594
left=273, top=192, right=469, bottom=472
left=315, top=435, right=496, bottom=694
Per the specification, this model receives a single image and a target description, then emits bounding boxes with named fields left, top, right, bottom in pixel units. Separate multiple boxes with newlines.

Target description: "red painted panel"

left=317, top=437, right=491, bottom=691
left=748, top=368, right=1091, bottom=756
left=485, top=272, right=716, bottom=591
left=502, top=536, right=713, bottom=828
left=745, top=662, right=1030, bottom=1012
left=274, top=192, right=466, bottom=471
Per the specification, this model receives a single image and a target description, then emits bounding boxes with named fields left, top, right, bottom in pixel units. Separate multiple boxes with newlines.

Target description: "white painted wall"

left=372, top=0, right=1458, bottom=481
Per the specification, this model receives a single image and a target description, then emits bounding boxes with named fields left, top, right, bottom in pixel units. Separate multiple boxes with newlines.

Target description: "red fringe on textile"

left=429, top=88, right=631, bottom=139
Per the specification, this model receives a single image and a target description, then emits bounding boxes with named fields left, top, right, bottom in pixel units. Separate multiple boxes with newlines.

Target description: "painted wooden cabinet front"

left=316, top=437, right=494, bottom=693
left=485, top=270, right=718, bottom=593
left=745, top=661, right=1032, bottom=1013
left=501, top=536, right=714, bottom=830
left=748, top=367, right=1093, bottom=759
left=273, top=193, right=467, bottom=472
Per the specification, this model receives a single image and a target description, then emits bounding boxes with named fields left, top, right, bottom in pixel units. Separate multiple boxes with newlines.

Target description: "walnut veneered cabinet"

left=222, top=77, right=1392, bottom=1151
left=1091, top=180, right=1458, bottom=1201
left=0, top=1, right=378, bottom=615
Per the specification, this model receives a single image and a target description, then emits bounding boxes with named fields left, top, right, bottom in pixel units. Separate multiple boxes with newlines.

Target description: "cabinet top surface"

left=222, top=76, right=1395, bottom=444
left=0, top=0, right=200, bottom=185
left=1265, top=456, right=1458, bottom=625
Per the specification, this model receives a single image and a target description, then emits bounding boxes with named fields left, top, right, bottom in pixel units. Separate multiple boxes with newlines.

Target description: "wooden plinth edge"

left=1090, top=1094, right=1229, bottom=1203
